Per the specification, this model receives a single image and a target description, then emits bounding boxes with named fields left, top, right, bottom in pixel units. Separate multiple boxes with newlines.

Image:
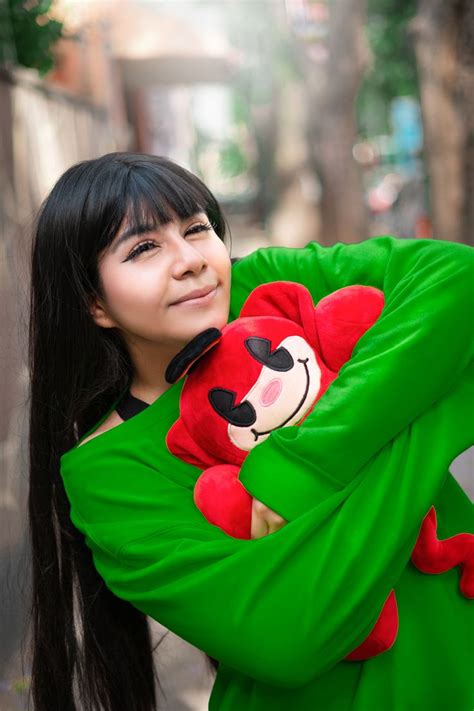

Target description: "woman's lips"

left=171, top=285, right=218, bottom=307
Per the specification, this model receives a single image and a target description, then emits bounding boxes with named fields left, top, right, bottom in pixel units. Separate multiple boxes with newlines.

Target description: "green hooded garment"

left=60, top=235, right=474, bottom=710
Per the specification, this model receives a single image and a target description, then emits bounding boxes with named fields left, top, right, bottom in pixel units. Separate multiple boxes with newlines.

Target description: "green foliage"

left=0, top=0, right=64, bottom=75
left=11, top=676, right=31, bottom=694
left=230, top=91, right=250, bottom=126
left=357, top=0, right=419, bottom=137
left=219, top=139, right=249, bottom=178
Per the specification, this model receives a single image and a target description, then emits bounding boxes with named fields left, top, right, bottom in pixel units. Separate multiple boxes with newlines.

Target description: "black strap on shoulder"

left=115, top=389, right=149, bottom=421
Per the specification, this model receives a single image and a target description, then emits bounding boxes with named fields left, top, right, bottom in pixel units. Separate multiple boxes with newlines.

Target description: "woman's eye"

left=126, top=240, right=157, bottom=261
left=185, top=222, right=213, bottom=236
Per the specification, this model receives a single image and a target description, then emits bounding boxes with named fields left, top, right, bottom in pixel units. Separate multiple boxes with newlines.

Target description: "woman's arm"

left=231, top=236, right=473, bottom=518
left=61, top=363, right=473, bottom=688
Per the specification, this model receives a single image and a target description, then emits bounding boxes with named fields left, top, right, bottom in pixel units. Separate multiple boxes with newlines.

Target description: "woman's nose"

left=170, top=238, right=207, bottom=276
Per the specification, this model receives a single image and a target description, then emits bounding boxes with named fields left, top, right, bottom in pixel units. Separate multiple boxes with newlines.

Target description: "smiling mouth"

left=250, top=358, right=310, bottom=441
left=171, top=286, right=218, bottom=306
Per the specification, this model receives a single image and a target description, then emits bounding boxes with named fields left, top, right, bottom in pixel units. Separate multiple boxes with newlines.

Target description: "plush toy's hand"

left=194, top=465, right=253, bottom=539
left=251, top=498, right=288, bottom=539
left=411, top=506, right=474, bottom=598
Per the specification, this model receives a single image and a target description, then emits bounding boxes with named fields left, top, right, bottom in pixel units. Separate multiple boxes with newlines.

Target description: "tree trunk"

left=410, top=0, right=474, bottom=245
left=305, top=0, right=371, bottom=245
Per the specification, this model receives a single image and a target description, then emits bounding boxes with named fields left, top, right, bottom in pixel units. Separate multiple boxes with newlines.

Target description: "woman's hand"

left=251, top=497, right=288, bottom=539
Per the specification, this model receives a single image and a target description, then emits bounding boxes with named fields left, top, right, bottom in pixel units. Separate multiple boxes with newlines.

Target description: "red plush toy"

left=165, top=281, right=474, bottom=662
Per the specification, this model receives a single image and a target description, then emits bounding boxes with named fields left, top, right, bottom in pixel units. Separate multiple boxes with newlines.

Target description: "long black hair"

left=26, top=153, right=231, bottom=711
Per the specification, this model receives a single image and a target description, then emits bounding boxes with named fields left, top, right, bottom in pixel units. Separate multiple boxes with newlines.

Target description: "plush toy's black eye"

left=245, top=337, right=294, bottom=371
left=208, top=388, right=257, bottom=426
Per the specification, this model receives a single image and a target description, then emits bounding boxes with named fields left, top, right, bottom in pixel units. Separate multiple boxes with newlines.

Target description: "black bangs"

left=123, top=165, right=210, bottom=241
left=89, top=154, right=227, bottom=256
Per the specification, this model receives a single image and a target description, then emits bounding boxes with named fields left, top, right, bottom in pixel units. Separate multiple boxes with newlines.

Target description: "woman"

left=27, top=152, right=473, bottom=710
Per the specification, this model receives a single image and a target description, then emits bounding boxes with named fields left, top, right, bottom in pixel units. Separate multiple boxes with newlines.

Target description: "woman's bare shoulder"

left=78, top=410, right=124, bottom=447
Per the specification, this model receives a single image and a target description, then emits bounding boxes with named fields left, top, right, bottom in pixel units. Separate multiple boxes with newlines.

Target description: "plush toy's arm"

left=193, top=464, right=254, bottom=539
left=233, top=237, right=473, bottom=517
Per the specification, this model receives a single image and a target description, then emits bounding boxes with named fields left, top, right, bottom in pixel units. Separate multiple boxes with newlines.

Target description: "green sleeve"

left=63, top=365, right=473, bottom=689
left=231, top=237, right=474, bottom=518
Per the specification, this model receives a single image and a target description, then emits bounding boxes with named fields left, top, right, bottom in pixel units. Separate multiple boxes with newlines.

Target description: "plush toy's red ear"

left=166, top=417, right=226, bottom=469
left=314, top=285, right=385, bottom=371
left=239, top=281, right=320, bottom=347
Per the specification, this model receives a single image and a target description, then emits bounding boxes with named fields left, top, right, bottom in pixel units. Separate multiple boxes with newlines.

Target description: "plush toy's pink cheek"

left=260, top=378, right=283, bottom=407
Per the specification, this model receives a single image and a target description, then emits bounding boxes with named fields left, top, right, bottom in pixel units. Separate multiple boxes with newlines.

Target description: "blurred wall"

left=0, top=64, right=125, bottom=708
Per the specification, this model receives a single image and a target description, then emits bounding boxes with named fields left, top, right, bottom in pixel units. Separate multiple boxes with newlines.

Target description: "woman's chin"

left=184, top=308, right=229, bottom=336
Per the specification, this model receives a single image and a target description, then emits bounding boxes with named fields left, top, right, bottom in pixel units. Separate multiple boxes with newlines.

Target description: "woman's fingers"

left=251, top=498, right=288, bottom=539
left=250, top=513, right=268, bottom=539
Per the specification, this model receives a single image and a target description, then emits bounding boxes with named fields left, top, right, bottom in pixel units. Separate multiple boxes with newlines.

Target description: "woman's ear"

left=88, top=295, right=117, bottom=329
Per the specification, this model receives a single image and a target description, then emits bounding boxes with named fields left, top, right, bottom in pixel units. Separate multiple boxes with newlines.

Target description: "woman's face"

left=90, top=209, right=232, bottom=356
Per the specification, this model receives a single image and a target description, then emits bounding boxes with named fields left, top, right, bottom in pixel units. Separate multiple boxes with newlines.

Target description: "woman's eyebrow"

left=111, top=224, right=156, bottom=254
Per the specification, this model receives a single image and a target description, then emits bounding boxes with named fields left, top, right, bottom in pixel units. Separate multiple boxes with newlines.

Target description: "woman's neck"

left=127, top=340, right=183, bottom=404
left=129, top=379, right=172, bottom=405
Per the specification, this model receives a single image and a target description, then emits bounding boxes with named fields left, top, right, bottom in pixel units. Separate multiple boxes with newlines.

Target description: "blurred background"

left=0, top=0, right=472, bottom=708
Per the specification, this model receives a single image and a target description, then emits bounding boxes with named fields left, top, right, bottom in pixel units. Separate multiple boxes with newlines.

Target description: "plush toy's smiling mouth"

left=250, top=358, right=310, bottom=441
